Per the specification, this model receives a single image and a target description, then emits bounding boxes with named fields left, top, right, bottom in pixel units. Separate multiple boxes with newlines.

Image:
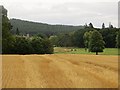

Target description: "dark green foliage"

left=72, top=28, right=94, bottom=48
left=99, top=28, right=118, bottom=48
left=49, top=33, right=73, bottom=47
left=116, top=30, right=120, bottom=48
left=2, top=15, right=12, bottom=38
left=57, top=34, right=73, bottom=47
left=36, top=33, right=47, bottom=39
left=9, top=18, right=118, bottom=49
left=89, top=30, right=105, bottom=55
left=2, top=6, right=14, bottom=54
left=49, top=35, right=58, bottom=46
left=31, top=37, right=45, bottom=54
left=49, top=27, right=118, bottom=48
left=31, top=37, right=53, bottom=54
left=13, top=37, right=34, bottom=54
left=11, top=37, right=53, bottom=54
left=10, top=19, right=84, bottom=36
left=42, top=39, right=54, bottom=54
left=72, top=29, right=86, bottom=47
left=16, top=28, right=20, bottom=35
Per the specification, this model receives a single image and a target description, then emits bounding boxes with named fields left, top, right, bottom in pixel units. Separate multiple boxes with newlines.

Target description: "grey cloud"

left=3, top=1, right=118, bottom=28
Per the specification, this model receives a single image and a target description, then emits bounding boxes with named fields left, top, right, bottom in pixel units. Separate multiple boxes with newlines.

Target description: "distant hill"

left=10, top=19, right=84, bottom=36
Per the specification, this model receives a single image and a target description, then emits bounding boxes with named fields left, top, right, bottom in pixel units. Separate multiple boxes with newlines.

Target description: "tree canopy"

left=10, top=19, right=84, bottom=36
left=116, top=30, right=120, bottom=48
left=2, top=6, right=54, bottom=54
left=2, top=6, right=119, bottom=54
left=2, top=6, right=14, bottom=54
left=89, top=30, right=105, bottom=55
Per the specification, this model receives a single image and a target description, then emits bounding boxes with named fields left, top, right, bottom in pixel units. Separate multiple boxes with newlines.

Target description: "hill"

left=10, top=19, right=84, bottom=36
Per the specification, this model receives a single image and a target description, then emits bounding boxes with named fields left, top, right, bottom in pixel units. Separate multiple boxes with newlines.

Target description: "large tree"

left=89, top=30, right=105, bottom=55
left=2, top=6, right=14, bottom=54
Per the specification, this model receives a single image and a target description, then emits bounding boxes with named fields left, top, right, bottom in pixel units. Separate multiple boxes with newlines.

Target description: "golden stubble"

left=2, top=54, right=118, bottom=88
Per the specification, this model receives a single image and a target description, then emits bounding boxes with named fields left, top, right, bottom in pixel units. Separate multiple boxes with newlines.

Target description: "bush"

left=12, top=37, right=34, bottom=54
left=8, top=36, right=53, bottom=54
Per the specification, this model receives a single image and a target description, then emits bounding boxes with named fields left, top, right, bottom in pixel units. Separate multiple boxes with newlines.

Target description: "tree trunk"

left=96, top=52, right=98, bottom=55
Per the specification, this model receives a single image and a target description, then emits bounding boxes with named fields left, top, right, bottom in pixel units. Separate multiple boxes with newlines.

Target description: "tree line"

left=49, top=23, right=120, bottom=55
left=2, top=6, right=120, bottom=55
left=10, top=19, right=83, bottom=37
left=2, top=6, right=53, bottom=54
left=50, top=23, right=120, bottom=48
left=9, top=37, right=53, bottom=54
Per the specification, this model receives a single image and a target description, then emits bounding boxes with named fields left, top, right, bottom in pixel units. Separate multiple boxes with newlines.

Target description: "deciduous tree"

left=89, top=30, right=105, bottom=55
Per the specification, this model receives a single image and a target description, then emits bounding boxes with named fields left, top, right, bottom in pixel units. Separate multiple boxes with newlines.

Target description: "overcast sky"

left=1, top=0, right=119, bottom=28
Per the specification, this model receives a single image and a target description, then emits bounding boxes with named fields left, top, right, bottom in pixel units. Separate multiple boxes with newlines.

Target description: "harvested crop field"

left=2, top=54, right=118, bottom=88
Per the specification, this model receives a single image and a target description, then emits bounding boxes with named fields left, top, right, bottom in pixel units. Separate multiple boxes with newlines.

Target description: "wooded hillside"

left=10, top=19, right=84, bottom=36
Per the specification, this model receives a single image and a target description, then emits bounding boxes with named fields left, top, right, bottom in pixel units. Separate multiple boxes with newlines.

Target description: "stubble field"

left=2, top=54, right=118, bottom=88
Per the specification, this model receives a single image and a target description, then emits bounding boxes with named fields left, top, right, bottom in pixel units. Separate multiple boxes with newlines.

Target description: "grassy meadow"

left=54, top=47, right=119, bottom=55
